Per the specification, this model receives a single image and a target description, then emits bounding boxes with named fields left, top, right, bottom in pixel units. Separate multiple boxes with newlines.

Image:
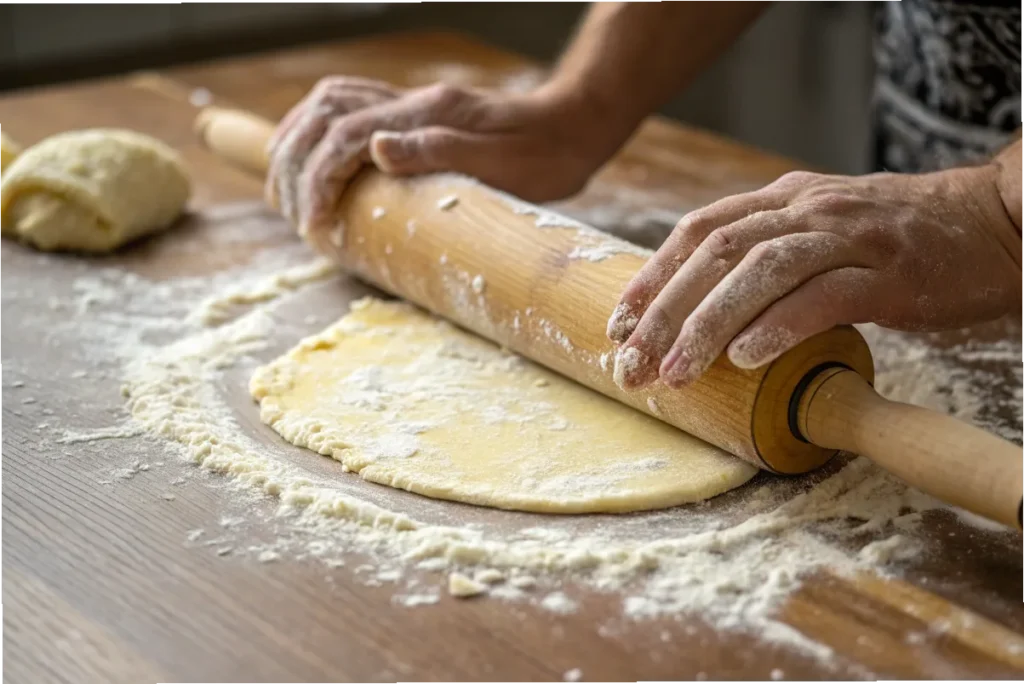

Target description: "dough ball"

left=0, top=128, right=190, bottom=252
left=1, top=131, right=21, bottom=171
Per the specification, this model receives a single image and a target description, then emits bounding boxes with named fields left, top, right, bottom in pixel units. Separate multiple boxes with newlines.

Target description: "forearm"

left=992, top=134, right=1021, bottom=235
left=542, top=2, right=769, bottom=146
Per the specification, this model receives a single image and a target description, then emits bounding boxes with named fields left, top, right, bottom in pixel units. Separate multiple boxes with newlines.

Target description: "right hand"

left=265, top=76, right=614, bottom=252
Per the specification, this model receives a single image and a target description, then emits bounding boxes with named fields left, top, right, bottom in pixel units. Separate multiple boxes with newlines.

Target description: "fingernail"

left=728, top=328, right=798, bottom=369
left=607, top=302, right=639, bottom=342
left=660, top=348, right=693, bottom=387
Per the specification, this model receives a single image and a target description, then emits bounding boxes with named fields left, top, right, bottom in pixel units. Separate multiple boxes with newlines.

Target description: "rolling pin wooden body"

left=196, top=107, right=1023, bottom=529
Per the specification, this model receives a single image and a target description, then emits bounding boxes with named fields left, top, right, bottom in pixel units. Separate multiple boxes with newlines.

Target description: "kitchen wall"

left=0, top=2, right=875, bottom=174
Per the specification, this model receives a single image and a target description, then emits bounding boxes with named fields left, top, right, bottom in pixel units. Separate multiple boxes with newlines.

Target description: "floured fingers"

left=266, top=79, right=399, bottom=224
left=606, top=189, right=789, bottom=347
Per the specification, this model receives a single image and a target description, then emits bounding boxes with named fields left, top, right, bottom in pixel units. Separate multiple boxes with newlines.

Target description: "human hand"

left=265, top=76, right=615, bottom=253
left=607, top=167, right=1022, bottom=390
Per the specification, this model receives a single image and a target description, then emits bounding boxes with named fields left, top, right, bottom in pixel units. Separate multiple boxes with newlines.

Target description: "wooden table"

left=3, top=31, right=1022, bottom=682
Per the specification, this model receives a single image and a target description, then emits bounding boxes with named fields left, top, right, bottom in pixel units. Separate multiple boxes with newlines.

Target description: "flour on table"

left=470, top=274, right=486, bottom=294
left=448, top=572, right=488, bottom=598
left=540, top=591, right=578, bottom=615
left=190, top=257, right=338, bottom=326
left=15, top=201, right=1018, bottom=675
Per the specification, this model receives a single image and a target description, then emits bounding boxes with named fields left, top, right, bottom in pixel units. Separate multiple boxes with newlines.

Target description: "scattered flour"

left=189, top=258, right=339, bottom=326
left=568, top=242, right=638, bottom=263
left=474, top=568, right=505, bottom=585
left=471, top=274, right=486, bottom=295
left=57, top=423, right=145, bottom=444
left=395, top=592, right=440, bottom=607
left=436, top=194, right=459, bottom=211
left=510, top=575, right=537, bottom=590
left=10, top=198, right=1019, bottom=675
left=448, top=572, right=487, bottom=598
left=257, top=550, right=281, bottom=563
left=541, top=591, right=578, bottom=615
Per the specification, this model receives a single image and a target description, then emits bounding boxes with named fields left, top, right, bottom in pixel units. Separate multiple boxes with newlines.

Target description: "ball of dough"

left=1, top=131, right=21, bottom=171
left=0, top=128, right=190, bottom=252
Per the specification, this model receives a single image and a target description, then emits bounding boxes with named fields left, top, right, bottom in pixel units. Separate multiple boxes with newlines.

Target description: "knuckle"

left=670, top=210, right=714, bottom=251
left=796, top=185, right=856, bottom=214
left=326, top=117, right=360, bottom=149
left=313, top=76, right=342, bottom=99
left=702, top=228, right=740, bottom=262
left=747, top=239, right=781, bottom=268
left=424, top=82, right=466, bottom=110
left=776, top=170, right=819, bottom=186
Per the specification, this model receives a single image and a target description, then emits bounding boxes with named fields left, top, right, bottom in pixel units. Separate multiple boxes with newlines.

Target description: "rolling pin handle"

left=797, top=366, right=1024, bottom=530
left=195, top=107, right=274, bottom=174
left=787, top=362, right=853, bottom=444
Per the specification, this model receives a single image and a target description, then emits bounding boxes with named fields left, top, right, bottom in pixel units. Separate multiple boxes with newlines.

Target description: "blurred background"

left=0, top=2, right=875, bottom=174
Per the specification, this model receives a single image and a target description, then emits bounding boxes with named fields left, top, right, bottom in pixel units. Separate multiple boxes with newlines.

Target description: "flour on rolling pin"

left=415, top=173, right=649, bottom=263
left=436, top=194, right=460, bottom=210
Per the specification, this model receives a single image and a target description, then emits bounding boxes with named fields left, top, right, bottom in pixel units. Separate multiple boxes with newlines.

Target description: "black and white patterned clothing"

left=873, top=0, right=1021, bottom=172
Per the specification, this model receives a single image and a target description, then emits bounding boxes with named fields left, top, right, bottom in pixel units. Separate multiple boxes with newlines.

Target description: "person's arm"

left=608, top=140, right=1024, bottom=390
left=542, top=2, right=770, bottom=154
left=266, top=2, right=768, bottom=248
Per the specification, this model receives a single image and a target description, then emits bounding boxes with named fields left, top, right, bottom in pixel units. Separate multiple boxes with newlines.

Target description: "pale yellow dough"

left=250, top=298, right=756, bottom=514
left=1, top=128, right=189, bottom=252
left=1, top=131, right=21, bottom=171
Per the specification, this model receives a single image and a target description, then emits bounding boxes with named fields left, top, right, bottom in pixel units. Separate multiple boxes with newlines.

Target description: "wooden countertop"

left=2, top=31, right=1022, bottom=682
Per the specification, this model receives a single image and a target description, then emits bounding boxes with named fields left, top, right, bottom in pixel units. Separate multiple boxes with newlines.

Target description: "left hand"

left=607, top=167, right=1022, bottom=390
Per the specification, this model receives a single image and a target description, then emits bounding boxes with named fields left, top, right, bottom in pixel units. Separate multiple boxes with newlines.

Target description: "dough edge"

left=250, top=297, right=758, bottom=514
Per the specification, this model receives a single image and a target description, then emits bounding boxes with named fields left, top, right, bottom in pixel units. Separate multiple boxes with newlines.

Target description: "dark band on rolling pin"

left=787, top=362, right=853, bottom=444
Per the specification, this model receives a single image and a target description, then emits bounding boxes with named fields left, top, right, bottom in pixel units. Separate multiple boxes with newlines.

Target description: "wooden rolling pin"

left=196, top=106, right=1023, bottom=529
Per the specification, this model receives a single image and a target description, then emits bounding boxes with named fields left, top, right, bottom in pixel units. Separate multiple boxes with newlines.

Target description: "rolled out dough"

left=251, top=298, right=756, bottom=514
left=0, top=128, right=190, bottom=252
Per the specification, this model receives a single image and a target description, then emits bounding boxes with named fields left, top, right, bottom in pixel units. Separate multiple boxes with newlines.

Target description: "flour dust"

left=5, top=198, right=1020, bottom=676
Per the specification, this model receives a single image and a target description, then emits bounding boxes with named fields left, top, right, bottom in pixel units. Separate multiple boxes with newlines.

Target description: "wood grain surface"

left=3, top=31, right=1022, bottom=683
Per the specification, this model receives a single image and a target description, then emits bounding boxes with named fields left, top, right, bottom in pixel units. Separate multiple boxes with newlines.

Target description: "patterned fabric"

left=873, top=0, right=1021, bottom=172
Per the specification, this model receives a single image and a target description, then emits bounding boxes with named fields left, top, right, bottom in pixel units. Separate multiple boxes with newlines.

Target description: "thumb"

left=369, top=127, right=486, bottom=176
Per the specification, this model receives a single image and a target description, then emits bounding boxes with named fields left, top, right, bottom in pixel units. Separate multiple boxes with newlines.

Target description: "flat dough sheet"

left=250, top=298, right=757, bottom=514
